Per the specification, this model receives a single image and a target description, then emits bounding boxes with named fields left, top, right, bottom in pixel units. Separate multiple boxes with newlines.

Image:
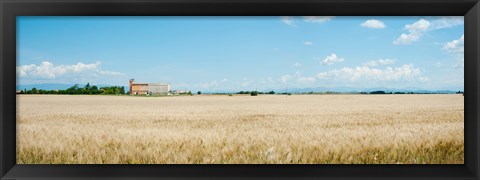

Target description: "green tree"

left=370, top=91, right=386, bottom=94
left=91, top=85, right=99, bottom=94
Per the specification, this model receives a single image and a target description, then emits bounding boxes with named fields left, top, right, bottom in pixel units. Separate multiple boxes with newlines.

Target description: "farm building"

left=129, top=79, right=171, bottom=95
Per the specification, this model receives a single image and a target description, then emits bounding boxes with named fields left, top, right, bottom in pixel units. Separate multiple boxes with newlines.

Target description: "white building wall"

left=148, top=84, right=170, bottom=95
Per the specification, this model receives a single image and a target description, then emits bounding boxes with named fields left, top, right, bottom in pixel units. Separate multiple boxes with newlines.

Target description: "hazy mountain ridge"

left=282, top=87, right=461, bottom=94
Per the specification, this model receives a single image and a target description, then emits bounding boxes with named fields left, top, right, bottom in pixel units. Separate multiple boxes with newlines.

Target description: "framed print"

left=1, top=0, right=479, bottom=179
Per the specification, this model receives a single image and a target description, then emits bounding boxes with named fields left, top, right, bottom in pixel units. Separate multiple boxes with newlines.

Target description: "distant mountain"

left=270, top=86, right=461, bottom=94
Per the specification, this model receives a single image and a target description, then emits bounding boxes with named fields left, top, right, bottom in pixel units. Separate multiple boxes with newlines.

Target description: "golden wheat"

left=16, top=94, right=464, bottom=164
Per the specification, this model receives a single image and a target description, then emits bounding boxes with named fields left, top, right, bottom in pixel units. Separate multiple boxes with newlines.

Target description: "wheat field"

left=16, top=94, right=464, bottom=164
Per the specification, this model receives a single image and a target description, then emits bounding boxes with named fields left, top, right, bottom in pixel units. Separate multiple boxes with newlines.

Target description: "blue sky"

left=17, top=16, right=464, bottom=92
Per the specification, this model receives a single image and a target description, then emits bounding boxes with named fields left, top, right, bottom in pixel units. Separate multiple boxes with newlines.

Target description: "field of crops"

left=16, top=94, right=464, bottom=164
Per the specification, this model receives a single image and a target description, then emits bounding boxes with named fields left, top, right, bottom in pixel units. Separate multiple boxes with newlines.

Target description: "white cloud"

left=443, top=34, right=464, bottom=53
left=281, top=16, right=296, bottom=27
left=280, top=75, right=292, bottom=84
left=393, top=19, right=430, bottom=45
left=304, top=41, right=313, bottom=46
left=303, top=16, right=334, bottom=23
left=259, top=77, right=276, bottom=84
left=454, top=58, right=464, bottom=70
left=222, top=78, right=229, bottom=82
left=199, top=80, right=218, bottom=89
left=282, top=16, right=334, bottom=27
left=360, top=19, right=386, bottom=29
left=405, top=19, right=431, bottom=32
left=419, top=76, right=429, bottom=82
left=429, top=16, right=464, bottom=30
left=292, top=62, right=302, bottom=68
left=363, top=59, right=396, bottom=67
left=321, top=53, right=344, bottom=65
left=238, top=78, right=252, bottom=87
left=393, top=33, right=422, bottom=45
left=17, top=64, right=36, bottom=77
left=97, top=70, right=124, bottom=76
left=16, top=61, right=123, bottom=79
left=295, top=70, right=303, bottom=77
left=267, top=77, right=274, bottom=83
left=441, top=34, right=464, bottom=71
left=394, top=17, right=463, bottom=45
left=316, top=64, right=422, bottom=82
left=316, top=72, right=329, bottom=79
left=298, top=76, right=316, bottom=83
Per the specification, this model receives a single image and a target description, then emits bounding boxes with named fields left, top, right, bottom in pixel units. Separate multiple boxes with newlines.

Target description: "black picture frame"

left=1, top=0, right=479, bottom=179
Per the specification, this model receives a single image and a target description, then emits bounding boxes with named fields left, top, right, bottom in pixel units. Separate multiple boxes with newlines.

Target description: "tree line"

left=196, top=91, right=276, bottom=96
left=19, top=83, right=125, bottom=95
left=236, top=91, right=276, bottom=95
